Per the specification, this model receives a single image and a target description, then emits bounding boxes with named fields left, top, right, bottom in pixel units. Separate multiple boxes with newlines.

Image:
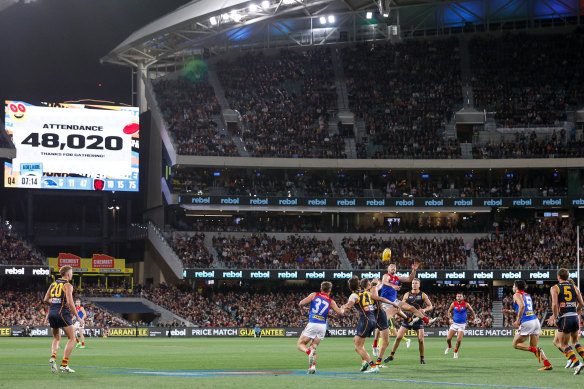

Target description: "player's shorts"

left=401, top=315, right=424, bottom=331
left=356, top=314, right=377, bottom=338
left=375, top=309, right=389, bottom=331
left=382, top=298, right=399, bottom=311
left=73, top=321, right=84, bottom=330
left=301, top=323, right=327, bottom=340
left=517, top=319, right=541, bottom=336
left=48, top=310, right=74, bottom=329
left=449, top=322, right=466, bottom=332
left=557, top=315, right=579, bottom=333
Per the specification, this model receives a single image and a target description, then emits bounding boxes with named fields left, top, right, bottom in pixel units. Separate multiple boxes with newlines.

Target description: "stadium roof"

left=102, top=0, right=583, bottom=68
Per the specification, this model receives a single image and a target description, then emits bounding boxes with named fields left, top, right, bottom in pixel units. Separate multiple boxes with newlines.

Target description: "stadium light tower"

left=378, top=0, right=391, bottom=17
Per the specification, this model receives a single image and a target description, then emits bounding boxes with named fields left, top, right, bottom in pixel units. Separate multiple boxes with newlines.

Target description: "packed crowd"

left=0, top=223, right=45, bottom=265
left=470, top=31, right=584, bottom=128
left=342, top=236, right=468, bottom=270
left=217, top=49, right=345, bottom=158
left=474, top=217, right=576, bottom=269
left=153, top=77, right=238, bottom=156
left=0, top=289, right=127, bottom=327
left=475, top=129, right=584, bottom=159
left=342, top=38, right=462, bottom=159
left=170, top=168, right=568, bottom=200
left=212, top=234, right=341, bottom=269
left=169, top=233, right=215, bottom=268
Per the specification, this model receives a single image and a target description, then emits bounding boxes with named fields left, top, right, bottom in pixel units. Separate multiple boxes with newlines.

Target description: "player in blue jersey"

left=546, top=269, right=584, bottom=375
left=43, top=266, right=84, bottom=374
left=373, top=262, right=418, bottom=356
left=74, top=299, right=87, bottom=349
left=505, top=280, right=552, bottom=371
left=444, top=292, right=477, bottom=359
left=298, top=281, right=345, bottom=374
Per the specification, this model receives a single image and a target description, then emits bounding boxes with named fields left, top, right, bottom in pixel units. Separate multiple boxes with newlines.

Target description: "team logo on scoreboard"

left=123, top=122, right=139, bottom=135
left=94, top=179, right=105, bottom=191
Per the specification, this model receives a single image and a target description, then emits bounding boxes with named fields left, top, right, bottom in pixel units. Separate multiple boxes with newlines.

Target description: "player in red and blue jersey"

left=374, top=262, right=417, bottom=354
left=444, top=293, right=476, bottom=359
left=546, top=268, right=584, bottom=375
left=297, top=281, right=345, bottom=374
left=505, top=280, right=552, bottom=371
left=43, top=266, right=84, bottom=374
left=74, top=299, right=87, bottom=349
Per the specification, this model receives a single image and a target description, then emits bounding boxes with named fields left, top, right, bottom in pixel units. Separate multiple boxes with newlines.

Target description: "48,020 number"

left=21, top=132, right=123, bottom=151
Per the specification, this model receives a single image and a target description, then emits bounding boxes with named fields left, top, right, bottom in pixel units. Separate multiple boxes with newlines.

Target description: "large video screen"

left=4, top=101, right=139, bottom=191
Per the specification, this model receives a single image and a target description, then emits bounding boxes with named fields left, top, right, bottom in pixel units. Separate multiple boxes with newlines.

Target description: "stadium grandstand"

left=1, top=0, right=584, bottom=369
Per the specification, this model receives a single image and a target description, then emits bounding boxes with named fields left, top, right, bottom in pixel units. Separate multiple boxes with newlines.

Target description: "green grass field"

left=0, top=337, right=582, bottom=388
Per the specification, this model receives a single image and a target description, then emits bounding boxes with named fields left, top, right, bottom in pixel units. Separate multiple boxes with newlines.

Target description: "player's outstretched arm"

left=447, top=303, right=455, bottom=323
left=370, top=284, right=399, bottom=308
left=382, top=274, right=400, bottom=290
left=331, top=300, right=345, bottom=316
left=299, top=292, right=316, bottom=307
left=574, top=287, right=584, bottom=315
left=546, top=286, right=559, bottom=326
left=43, top=286, right=52, bottom=304
left=397, top=262, right=418, bottom=283
left=467, top=304, right=477, bottom=323
left=421, top=293, right=434, bottom=314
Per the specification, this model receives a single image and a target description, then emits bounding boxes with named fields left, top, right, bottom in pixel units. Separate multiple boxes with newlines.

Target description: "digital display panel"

left=4, top=101, right=139, bottom=191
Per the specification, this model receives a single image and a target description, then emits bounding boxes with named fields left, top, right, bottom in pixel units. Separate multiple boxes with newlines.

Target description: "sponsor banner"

left=0, top=265, right=51, bottom=277
left=48, top=253, right=132, bottom=274
left=238, top=328, right=286, bottom=337
left=184, top=269, right=579, bottom=281
left=107, top=327, right=149, bottom=337
left=3, top=326, right=581, bottom=338
left=180, top=195, right=577, bottom=209
left=0, top=326, right=103, bottom=337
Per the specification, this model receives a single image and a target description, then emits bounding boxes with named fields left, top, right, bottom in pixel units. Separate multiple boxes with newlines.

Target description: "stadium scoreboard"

left=4, top=101, right=139, bottom=192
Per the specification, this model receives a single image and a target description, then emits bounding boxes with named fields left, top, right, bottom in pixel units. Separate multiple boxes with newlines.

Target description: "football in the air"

left=382, top=248, right=392, bottom=262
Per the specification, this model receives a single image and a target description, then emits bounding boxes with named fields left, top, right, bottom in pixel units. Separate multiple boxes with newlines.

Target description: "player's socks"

left=528, top=346, right=537, bottom=353
left=383, top=352, right=395, bottom=363
left=373, top=339, right=378, bottom=348
left=455, top=348, right=458, bottom=353
left=61, top=357, right=69, bottom=367
left=76, top=339, right=79, bottom=343
left=543, top=359, right=551, bottom=367
left=558, top=346, right=566, bottom=354
left=82, top=342, right=85, bottom=346
left=575, top=343, right=584, bottom=358
left=376, top=358, right=382, bottom=366
left=420, top=356, right=426, bottom=364
left=565, top=346, right=579, bottom=364
left=306, top=350, right=311, bottom=355
left=51, top=353, right=56, bottom=360
left=422, top=317, right=429, bottom=324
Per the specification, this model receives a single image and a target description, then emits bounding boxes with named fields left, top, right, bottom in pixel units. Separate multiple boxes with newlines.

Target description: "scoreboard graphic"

left=4, top=101, right=139, bottom=192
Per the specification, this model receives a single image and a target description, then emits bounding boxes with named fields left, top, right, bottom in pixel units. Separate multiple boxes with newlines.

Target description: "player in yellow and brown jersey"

left=547, top=268, right=584, bottom=375
left=43, top=266, right=84, bottom=374
left=384, top=278, right=438, bottom=364
left=342, top=277, right=403, bottom=374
